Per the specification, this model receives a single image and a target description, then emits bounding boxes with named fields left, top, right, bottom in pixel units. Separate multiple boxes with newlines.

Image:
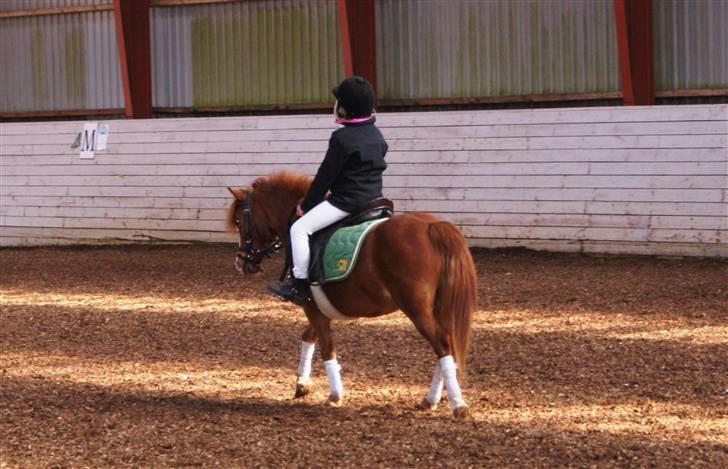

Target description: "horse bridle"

left=234, top=193, right=282, bottom=273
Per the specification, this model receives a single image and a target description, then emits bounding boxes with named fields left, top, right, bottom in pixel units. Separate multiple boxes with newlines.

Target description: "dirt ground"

left=0, top=244, right=726, bottom=468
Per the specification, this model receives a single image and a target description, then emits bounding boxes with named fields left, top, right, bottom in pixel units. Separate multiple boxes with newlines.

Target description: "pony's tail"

left=427, top=222, right=477, bottom=381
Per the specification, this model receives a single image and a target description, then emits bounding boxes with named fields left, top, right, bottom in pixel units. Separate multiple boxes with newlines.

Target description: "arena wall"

left=1, top=105, right=726, bottom=256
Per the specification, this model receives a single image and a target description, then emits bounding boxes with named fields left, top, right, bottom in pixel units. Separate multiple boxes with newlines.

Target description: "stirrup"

left=267, top=278, right=311, bottom=306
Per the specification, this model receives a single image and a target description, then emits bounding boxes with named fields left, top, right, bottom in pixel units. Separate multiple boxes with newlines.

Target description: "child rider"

left=267, top=76, right=388, bottom=305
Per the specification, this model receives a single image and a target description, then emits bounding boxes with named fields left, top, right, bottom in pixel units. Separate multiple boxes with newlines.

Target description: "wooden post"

left=614, top=0, right=655, bottom=105
left=337, top=0, right=354, bottom=77
left=113, top=0, right=152, bottom=118
left=337, top=0, right=377, bottom=93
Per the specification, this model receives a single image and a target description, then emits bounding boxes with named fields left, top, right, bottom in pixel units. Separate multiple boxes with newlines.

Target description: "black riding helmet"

left=331, top=76, right=375, bottom=118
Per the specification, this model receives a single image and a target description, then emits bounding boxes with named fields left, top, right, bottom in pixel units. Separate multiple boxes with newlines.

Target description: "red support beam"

left=113, top=0, right=152, bottom=118
left=337, top=0, right=377, bottom=93
left=614, top=0, right=655, bottom=105
left=337, top=0, right=354, bottom=77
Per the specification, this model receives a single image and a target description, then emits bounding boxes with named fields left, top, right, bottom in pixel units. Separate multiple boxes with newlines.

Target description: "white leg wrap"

left=324, top=358, right=343, bottom=398
left=440, top=355, right=466, bottom=410
left=297, top=341, right=316, bottom=381
left=426, top=363, right=444, bottom=405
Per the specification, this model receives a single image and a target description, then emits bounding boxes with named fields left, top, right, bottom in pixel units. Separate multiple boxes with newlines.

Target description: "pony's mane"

left=225, top=171, right=311, bottom=231
left=252, top=171, right=311, bottom=197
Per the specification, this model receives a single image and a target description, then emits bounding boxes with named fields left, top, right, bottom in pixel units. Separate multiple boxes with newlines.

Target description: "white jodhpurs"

left=291, top=201, right=349, bottom=279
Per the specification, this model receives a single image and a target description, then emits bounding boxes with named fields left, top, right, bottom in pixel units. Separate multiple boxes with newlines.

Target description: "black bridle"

left=234, top=193, right=282, bottom=273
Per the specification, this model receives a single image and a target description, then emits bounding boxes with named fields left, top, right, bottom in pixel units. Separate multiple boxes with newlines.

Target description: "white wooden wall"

left=1, top=105, right=727, bottom=257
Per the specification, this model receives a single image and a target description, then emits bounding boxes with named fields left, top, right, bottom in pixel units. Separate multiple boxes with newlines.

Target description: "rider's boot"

left=267, top=277, right=311, bottom=306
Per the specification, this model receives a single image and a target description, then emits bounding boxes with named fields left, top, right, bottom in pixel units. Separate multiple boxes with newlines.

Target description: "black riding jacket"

left=301, top=117, right=388, bottom=213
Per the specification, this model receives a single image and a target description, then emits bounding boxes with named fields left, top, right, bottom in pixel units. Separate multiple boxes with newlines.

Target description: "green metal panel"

left=376, top=0, right=620, bottom=100
left=654, top=0, right=728, bottom=91
left=0, top=1, right=108, bottom=11
left=153, top=0, right=344, bottom=108
left=0, top=7, right=122, bottom=113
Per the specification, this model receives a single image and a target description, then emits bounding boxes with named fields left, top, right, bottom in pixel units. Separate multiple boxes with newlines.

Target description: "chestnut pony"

left=227, top=172, right=477, bottom=418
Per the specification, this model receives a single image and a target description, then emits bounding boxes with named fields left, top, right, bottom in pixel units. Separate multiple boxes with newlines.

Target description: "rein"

left=235, top=193, right=282, bottom=273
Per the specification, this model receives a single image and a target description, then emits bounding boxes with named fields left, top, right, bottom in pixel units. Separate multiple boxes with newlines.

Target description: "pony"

left=226, top=172, right=477, bottom=418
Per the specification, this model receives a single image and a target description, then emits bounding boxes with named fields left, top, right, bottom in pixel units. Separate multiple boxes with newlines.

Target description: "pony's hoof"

left=326, top=395, right=343, bottom=407
left=452, top=405, right=470, bottom=419
left=415, top=398, right=437, bottom=411
left=294, top=383, right=311, bottom=398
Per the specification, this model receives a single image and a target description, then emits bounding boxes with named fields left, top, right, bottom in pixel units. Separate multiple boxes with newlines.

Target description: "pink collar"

left=335, top=114, right=374, bottom=125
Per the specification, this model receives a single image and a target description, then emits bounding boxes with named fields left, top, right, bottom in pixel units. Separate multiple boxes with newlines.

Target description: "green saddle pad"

left=322, top=218, right=388, bottom=282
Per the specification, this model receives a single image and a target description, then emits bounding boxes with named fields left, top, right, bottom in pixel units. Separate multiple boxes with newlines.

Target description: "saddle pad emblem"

left=322, top=218, right=388, bottom=282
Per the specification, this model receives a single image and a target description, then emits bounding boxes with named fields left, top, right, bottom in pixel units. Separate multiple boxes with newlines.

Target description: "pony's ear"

left=252, top=175, right=268, bottom=190
left=227, top=187, right=244, bottom=200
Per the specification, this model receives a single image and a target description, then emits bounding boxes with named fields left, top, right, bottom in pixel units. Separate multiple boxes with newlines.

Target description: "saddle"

left=284, top=198, right=394, bottom=285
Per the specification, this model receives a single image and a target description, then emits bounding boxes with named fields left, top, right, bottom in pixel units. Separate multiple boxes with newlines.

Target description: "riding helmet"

left=331, top=76, right=375, bottom=118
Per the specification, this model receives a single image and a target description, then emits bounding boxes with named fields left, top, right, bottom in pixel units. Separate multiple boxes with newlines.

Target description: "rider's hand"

left=296, top=204, right=304, bottom=217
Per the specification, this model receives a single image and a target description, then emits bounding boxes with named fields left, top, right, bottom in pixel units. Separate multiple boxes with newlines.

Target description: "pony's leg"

left=416, top=362, right=443, bottom=410
left=303, top=307, right=343, bottom=407
left=440, top=355, right=468, bottom=418
left=404, top=309, right=469, bottom=417
left=323, top=357, right=343, bottom=407
left=295, top=325, right=317, bottom=398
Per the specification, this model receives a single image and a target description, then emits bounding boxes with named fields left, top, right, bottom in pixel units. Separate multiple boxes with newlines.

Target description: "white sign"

left=97, top=124, right=109, bottom=150
left=80, top=123, right=98, bottom=159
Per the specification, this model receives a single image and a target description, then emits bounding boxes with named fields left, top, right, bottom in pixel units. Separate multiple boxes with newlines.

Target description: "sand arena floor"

left=1, top=244, right=726, bottom=467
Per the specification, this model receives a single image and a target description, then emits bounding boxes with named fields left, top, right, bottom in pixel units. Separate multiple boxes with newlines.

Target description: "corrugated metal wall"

left=0, top=1, right=122, bottom=113
left=152, top=0, right=343, bottom=108
left=0, top=0, right=107, bottom=12
left=1, top=0, right=727, bottom=114
left=376, top=0, right=620, bottom=100
left=654, top=0, right=728, bottom=91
